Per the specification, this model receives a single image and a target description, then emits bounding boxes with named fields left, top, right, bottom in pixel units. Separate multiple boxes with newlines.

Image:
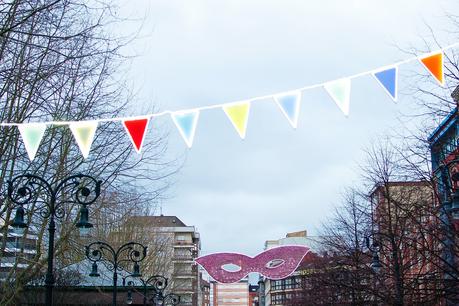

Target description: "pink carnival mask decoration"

left=195, top=245, right=310, bottom=283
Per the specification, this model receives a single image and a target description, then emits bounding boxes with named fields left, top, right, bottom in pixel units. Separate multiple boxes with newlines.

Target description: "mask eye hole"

left=265, top=259, right=285, bottom=269
left=221, top=263, right=242, bottom=272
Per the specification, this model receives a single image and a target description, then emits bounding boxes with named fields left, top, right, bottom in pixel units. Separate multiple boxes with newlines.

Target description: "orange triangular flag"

left=419, top=52, right=444, bottom=86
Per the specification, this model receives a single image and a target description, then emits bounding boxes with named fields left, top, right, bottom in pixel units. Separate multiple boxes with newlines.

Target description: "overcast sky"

left=118, top=0, right=459, bottom=257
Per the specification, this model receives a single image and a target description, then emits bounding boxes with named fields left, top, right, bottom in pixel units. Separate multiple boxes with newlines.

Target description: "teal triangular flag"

left=324, top=78, right=351, bottom=116
left=18, top=124, right=47, bottom=161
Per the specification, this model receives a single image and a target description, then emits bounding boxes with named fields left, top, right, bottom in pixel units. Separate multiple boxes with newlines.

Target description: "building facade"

left=428, top=89, right=459, bottom=304
left=0, top=228, right=38, bottom=281
left=370, top=181, right=442, bottom=304
left=201, top=278, right=211, bottom=306
left=260, top=230, right=320, bottom=306
left=248, top=285, right=259, bottom=306
left=128, top=215, right=201, bottom=306
left=210, top=280, right=250, bottom=306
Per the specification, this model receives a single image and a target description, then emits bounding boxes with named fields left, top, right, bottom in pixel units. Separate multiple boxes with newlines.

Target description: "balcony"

left=172, top=255, right=194, bottom=262
left=172, top=271, right=196, bottom=279
left=174, top=240, right=195, bottom=247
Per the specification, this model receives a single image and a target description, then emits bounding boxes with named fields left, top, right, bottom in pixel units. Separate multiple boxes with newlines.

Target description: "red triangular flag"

left=122, top=118, right=149, bottom=153
left=419, top=52, right=444, bottom=86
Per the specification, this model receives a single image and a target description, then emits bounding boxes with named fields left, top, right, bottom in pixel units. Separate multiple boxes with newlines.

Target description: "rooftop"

left=129, top=215, right=187, bottom=227
left=265, top=230, right=322, bottom=252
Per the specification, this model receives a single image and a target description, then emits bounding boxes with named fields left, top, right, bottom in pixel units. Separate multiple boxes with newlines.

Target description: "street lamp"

left=7, top=173, right=101, bottom=306
left=365, top=234, right=382, bottom=274
left=123, top=274, right=180, bottom=306
left=85, top=241, right=147, bottom=306
left=76, top=205, right=93, bottom=236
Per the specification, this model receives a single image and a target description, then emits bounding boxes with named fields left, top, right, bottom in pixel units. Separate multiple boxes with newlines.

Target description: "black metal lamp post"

left=365, top=234, right=382, bottom=274
left=7, top=174, right=101, bottom=306
left=85, top=241, right=147, bottom=306
left=123, top=274, right=180, bottom=306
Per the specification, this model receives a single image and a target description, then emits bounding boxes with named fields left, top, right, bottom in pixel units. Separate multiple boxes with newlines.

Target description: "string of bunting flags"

left=8, top=45, right=457, bottom=161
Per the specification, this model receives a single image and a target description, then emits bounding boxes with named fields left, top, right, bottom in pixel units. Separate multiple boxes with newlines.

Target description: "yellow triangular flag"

left=223, top=102, right=250, bottom=139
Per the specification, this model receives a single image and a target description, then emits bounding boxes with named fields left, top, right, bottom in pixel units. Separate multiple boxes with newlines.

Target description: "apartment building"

left=261, top=230, right=319, bottom=306
left=201, top=278, right=211, bottom=306
left=370, top=181, right=442, bottom=303
left=0, top=227, right=38, bottom=281
left=128, top=215, right=201, bottom=306
left=210, top=279, right=249, bottom=306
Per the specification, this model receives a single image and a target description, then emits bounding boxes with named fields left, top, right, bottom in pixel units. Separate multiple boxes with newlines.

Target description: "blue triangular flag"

left=373, top=66, right=397, bottom=101
left=171, top=110, right=200, bottom=148
left=274, top=91, right=301, bottom=128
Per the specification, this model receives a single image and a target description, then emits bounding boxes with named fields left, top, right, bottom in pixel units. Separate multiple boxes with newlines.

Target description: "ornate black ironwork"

left=7, top=173, right=102, bottom=306
left=8, top=174, right=101, bottom=218
left=85, top=241, right=147, bottom=306
left=123, top=274, right=180, bottom=306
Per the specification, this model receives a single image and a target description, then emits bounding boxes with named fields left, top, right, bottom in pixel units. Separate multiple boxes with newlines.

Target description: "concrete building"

left=128, top=215, right=201, bottom=306
left=210, top=279, right=250, bottom=306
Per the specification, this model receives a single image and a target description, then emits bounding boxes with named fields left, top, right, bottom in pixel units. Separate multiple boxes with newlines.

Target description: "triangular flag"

left=223, top=102, right=250, bottom=139
left=171, top=110, right=199, bottom=148
left=324, top=78, right=351, bottom=116
left=122, top=117, right=150, bottom=153
left=373, top=66, right=398, bottom=101
left=18, top=123, right=47, bottom=161
left=274, top=91, right=302, bottom=128
left=419, top=52, right=444, bottom=86
left=69, top=121, right=98, bottom=159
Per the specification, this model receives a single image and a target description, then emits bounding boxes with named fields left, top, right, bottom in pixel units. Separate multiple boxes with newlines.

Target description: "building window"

left=285, top=278, right=293, bottom=289
left=271, top=293, right=286, bottom=305
left=272, top=280, right=284, bottom=290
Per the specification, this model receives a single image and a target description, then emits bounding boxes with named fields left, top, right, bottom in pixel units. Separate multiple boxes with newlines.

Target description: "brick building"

left=248, top=285, right=259, bottom=306
left=201, top=278, right=211, bottom=306
left=370, top=181, right=442, bottom=303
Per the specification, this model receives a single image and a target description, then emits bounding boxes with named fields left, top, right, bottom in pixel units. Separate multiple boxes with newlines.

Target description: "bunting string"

left=8, top=42, right=459, bottom=160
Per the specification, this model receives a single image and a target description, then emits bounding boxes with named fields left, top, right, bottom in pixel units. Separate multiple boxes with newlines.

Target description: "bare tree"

left=291, top=140, right=449, bottom=305
left=0, top=0, right=176, bottom=304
